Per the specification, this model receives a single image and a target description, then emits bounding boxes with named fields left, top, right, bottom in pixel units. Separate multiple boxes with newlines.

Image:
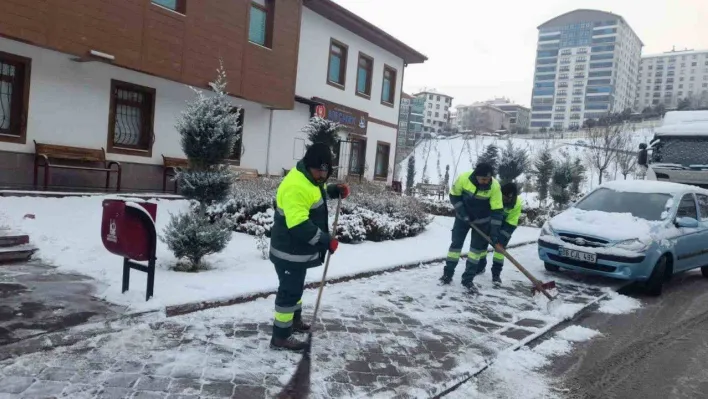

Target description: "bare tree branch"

left=615, top=138, right=638, bottom=180
left=583, top=121, right=629, bottom=184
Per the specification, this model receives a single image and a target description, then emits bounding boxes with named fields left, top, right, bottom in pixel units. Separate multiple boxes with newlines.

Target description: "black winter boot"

left=492, top=274, right=502, bottom=287
left=270, top=336, right=308, bottom=352
left=462, top=280, right=478, bottom=294
left=439, top=274, right=452, bottom=285
left=293, top=316, right=311, bottom=333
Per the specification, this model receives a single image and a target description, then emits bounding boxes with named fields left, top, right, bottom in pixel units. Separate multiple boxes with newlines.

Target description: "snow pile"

left=556, top=325, right=602, bottom=342
left=549, top=208, right=654, bottom=242
left=601, top=179, right=706, bottom=195
left=598, top=291, right=642, bottom=315
left=449, top=325, right=602, bottom=399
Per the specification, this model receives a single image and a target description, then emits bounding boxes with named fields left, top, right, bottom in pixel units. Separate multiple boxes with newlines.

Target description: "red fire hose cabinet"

left=101, top=199, right=157, bottom=301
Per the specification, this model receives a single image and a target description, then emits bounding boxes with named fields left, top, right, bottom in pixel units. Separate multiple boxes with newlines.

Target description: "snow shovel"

left=277, top=197, right=342, bottom=399
left=468, top=221, right=557, bottom=301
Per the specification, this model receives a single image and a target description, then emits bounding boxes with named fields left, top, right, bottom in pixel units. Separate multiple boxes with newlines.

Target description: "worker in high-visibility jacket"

left=476, top=182, right=523, bottom=286
left=269, top=143, right=349, bottom=352
left=440, top=162, right=503, bottom=292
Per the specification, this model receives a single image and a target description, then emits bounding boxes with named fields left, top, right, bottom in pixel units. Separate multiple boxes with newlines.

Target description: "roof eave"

left=304, top=0, right=428, bottom=65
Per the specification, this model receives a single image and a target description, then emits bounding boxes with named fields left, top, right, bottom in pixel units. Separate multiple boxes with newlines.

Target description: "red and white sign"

left=315, top=104, right=326, bottom=118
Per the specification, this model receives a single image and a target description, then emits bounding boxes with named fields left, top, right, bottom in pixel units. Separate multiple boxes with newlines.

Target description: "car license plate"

left=559, top=247, right=597, bottom=263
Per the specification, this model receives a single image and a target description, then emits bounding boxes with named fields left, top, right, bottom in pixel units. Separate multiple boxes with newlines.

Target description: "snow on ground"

left=444, top=325, right=601, bottom=399
left=0, top=195, right=540, bottom=311
left=0, top=243, right=624, bottom=398
left=597, top=291, right=642, bottom=315
left=406, top=128, right=654, bottom=194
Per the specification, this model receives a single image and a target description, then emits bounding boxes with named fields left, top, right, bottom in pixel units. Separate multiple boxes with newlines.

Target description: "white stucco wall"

left=0, top=37, right=271, bottom=172
left=294, top=7, right=405, bottom=183
left=268, top=103, right=312, bottom=174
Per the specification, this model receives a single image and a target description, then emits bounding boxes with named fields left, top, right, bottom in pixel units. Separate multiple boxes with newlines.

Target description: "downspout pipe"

left=265, top=108, right=274, bottom=176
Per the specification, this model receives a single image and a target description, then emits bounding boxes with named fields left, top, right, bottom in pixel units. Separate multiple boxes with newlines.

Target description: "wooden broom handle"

left=310, top=197, right=342, bottom=325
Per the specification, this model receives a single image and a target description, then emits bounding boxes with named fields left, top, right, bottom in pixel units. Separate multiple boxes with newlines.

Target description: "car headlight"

left=540, top=222, right=555, bottom=237
left=612, top=238, right=649, bottom=252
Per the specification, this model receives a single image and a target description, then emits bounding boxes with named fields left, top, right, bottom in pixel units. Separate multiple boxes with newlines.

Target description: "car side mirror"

left=676, top=216, right=699, bottom=229
left=638, top=143, right=648, bottom=166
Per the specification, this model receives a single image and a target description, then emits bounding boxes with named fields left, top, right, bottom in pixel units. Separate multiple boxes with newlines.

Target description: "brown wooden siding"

left=0, top=0, right=301, bottom=109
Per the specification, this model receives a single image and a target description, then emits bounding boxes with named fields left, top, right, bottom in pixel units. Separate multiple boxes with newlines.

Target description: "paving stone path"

left=0, top=246, right=611, bottom=399
left=0, top=262, right=124, bottom=346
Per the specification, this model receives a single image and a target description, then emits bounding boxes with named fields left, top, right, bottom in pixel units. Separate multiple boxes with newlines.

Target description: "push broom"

left=277, top=197, right=342, bottom=399
left=468, top=221, right=558, bottom=303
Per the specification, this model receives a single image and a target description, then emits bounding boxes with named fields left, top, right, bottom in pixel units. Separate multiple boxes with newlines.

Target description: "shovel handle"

left=468, top=221, right=555, bottom=300
left=310, top=197, right=342, bottom=326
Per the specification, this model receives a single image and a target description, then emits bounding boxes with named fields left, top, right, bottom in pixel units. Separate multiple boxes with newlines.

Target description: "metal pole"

left=265, top=108, right=274, bottom=176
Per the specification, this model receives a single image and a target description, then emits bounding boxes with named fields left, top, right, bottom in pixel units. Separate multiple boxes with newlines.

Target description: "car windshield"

left=574, top=188, right=672, bottom=221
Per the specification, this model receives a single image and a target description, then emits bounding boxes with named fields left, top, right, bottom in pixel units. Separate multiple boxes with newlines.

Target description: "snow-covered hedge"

left=338, top=182, right=432, bottom=243
left=420, top=198, right=455, bottom=217
left=207, top=178, right=279, bottom=236
left=210, top=178, right=431, bottom=243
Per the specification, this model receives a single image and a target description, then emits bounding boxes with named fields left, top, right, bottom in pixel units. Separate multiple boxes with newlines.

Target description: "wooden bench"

left=162, top=155, right=189, bottom=193
left=163, top=157, right=260, bottom=192
left=34, top=141, right=121, bottom=191
left=227, top=165, right=259, bottom=180
left=412, top=183, right=446, bottom=199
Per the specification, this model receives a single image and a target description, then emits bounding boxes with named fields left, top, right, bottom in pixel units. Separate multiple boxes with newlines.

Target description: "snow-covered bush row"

left=420, top=198, right=455, bottom=217
left=209, top=178, right=432, bottom=243
left=207, top=177, right=280, bottom=236
left=338, top=182, right=432, bottom=243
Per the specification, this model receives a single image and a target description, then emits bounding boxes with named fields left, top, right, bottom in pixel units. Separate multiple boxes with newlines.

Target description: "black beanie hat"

left=303, top=143, right=333, bottom=172
left=474, top=162, right=494, bottom=177
left=501, top=182, right=518, bottom=197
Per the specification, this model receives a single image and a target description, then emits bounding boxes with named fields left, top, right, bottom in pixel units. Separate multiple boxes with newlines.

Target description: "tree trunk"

left=598, top=169, right=604, bottom=184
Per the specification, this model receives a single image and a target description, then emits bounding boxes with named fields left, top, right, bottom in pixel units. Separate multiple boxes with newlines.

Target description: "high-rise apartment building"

left=413, top=90, right=453, bottom=134
left=635, top=49, right=708, bottom=110
left=530, top=9, right=643, bottom=130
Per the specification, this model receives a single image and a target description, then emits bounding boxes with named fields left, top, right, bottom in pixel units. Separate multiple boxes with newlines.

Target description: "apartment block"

left=530, top=9, right=643, bottom=130
left=635, top=48, right=708, bottom=110
left=485, top=98, right=530, bottom=133
left=455, top=103, right=511, bottom=133
left=413, top=90, right=453, bottom=134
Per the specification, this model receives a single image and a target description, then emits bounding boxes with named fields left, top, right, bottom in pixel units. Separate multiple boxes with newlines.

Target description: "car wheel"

left=645, top=256, right=667, bottom=297
left=544, top=262, right=560, bottom=272
left=702, top=266, right=708, bottom=278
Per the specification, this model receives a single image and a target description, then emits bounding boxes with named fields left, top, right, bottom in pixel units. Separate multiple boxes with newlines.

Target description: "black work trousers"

left=272, top=261, right=307, bottom=339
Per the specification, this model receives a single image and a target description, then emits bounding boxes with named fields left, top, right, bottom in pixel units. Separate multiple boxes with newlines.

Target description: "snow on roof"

left=641, top=49, right=708, bottom=60
left=662, top=110, right=708, bottom=126
left=655, top=122, right=708, bottom=136
left=654, top=111, right=708, bottom=136
left=600, top=180, right=708, bottom=195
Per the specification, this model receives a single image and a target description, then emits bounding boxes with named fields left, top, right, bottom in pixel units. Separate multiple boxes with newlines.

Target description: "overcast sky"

left=333, top=0, right=708, bottom=108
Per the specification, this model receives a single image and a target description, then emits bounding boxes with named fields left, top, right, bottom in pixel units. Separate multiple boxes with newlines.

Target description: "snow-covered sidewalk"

left=0, top=195, right=539, bottom=312
left=0, top=245, right=638, bottom=399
